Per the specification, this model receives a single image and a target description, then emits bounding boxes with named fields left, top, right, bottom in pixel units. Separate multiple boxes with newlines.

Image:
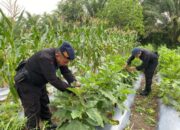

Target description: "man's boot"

left=140, top=82, right=151, bottom=96
left=45, top=120, right=57, bottom=130
left=140, top=89, right=150, bottom=96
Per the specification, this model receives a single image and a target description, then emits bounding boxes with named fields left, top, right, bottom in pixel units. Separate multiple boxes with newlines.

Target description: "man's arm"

left=39, top=58, right=69, bottom=91
left=59, top=66, right=76, bottom=84
left=136, top=55, right=150, bottom=71
left=127, top=55, right=135, bottom=65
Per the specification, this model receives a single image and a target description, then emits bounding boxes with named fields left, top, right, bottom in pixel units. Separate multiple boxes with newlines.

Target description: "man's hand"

left=127, top=66, right=136, bottom=72
left=71, top=81, right=81, bottom=88
left=75, top=81, right=81, bottom=87
left=123, top=63, right=128, bottom=69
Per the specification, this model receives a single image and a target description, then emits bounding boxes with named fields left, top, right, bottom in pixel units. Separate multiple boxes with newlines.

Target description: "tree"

left=55, top=0, right=107, bottom=23
left=55, top=0, right=85, bottom=22
left=101, top=0, right=144, bottom=35
left=83, top=0, right=107, bottom=17
left=142, top=0, right=180, bottom=46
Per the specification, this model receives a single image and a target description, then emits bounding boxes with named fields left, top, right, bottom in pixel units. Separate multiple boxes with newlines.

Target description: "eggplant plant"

left=158, top=46, right=180, bottom=111
left=51, top=55, right=137, bottom=129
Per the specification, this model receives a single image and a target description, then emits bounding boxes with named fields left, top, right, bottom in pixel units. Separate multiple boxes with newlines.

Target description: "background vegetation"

left=0, top=0, right=180, bottom=129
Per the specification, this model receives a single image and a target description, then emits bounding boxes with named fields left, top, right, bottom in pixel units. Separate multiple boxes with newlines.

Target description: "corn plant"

left=0, top=8, right=137, bottom=100
left=0, top=9, right=20, bottom=101
left=0, top=102, right=26, bottom=130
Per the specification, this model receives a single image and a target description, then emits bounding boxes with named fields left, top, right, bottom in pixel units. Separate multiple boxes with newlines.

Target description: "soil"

left=126, top=75, right=159, bottom=130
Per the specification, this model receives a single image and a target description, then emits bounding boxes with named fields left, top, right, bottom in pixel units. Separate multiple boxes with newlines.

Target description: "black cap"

left=59, top=41, right=75, bottom=60
left=131, top=47, right=141, bottom=56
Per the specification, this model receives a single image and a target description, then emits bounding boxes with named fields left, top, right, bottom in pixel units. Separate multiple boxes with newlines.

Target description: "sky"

left=0, top=0, right=61, bottom=15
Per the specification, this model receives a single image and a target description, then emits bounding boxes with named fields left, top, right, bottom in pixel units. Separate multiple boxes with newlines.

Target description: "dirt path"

left=125, top=76, right=159, bottom=130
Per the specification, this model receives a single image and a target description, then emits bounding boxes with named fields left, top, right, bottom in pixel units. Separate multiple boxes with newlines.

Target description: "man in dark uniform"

left=124, top=48, right=158, bottom=96
left=14, top=41, right=80, bottom=130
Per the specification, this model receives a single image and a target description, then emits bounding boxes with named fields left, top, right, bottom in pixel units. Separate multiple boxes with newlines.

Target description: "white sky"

left=0, top=0, right=61, bottom=15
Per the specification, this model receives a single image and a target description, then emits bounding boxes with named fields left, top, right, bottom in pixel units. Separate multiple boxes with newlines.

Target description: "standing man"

left=14, top=41, right=80, bottom=130
left=124, top=47, right=158, bottom=96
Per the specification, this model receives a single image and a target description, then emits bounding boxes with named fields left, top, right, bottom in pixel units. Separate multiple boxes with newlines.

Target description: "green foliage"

left=138, top=44, right=156, bottom=51
left=0, top=7, right=137, bottom=97
left=142, top=0, right=180, bottom=46
left=52, top=55, right=137, bottom=129
left=0, top=102, right=26, bottom=130
left=0, top=8, right=139, bottom=129
left=0, top=9, right=20, bottom=101
left=56, top=0, right=107, bottom=23
left=69, top=26, right=137, bottom=72
left=158, top=46, right=180, bottom=79
left=56, top=0, right=85, bottom=22
left=59, top=120, right=93, bottom=130
left=83, top=0, right=107, bottom=17
left=101, top=0, right=144, bottom=35
left=158, top=46, right=180, bottom=111
left=0, top=50, right=4, bottom=69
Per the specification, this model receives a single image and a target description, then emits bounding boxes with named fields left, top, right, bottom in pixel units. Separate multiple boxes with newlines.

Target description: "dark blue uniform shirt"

left=127, top=49, right=158, bottom=71
left=25, top=48, right=76, bottom=91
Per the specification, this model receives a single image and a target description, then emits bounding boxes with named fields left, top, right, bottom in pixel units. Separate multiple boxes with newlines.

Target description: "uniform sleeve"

left=59, top=66, right=76, bottom=84
left=39, top=58, right=69, bottom=91
left=127, top=55, right=135, bottom=65
left=136, top=55, right=150, bottom=71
